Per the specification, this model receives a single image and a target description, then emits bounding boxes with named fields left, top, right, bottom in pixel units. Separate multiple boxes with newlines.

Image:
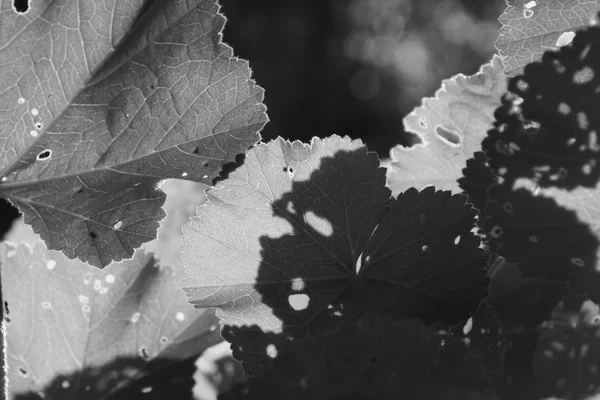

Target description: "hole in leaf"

left=577, top=112, right=589, bottom=130
left=435, top=126, right=460, bottom=146
left=89, top=232, right=97, bottom=240
left=35, top=122, right=43, bottom=130
left=288, top=167, right=294, bottom=173
left=203, top=161, right=209, bottom=167
left=139, top=347, right=150, bottom=359
left=12, top=0, right=28, bottom=13
left=4, top=301, right=9, bottom=315
left=558, top=103, right=571, bottom=115
left=266, top=344, right=278, bottom=359
left=36, top=149, right=51, bottom=160
left=160, top=336, right=168, bottom=344
left=489, top=225, right=503, bottom=238
left=574, top=67, right=594, bottom=84
left=18, top=367, right=28, bottom=377
left=192, top=147, right=199, bottom=154
left=503, top=202, right=513, bottom=213
left=556, top=31, right=575, bottom=47
left=419, top=117, right=427, bottom=128
left=283, top=167, right=288, bottom=172
left=288, top=294, right=309, bottom=311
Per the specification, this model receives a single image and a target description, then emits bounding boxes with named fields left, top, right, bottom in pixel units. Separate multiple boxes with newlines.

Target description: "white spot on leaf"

left=176, top=312, right=185, bottom=321
left=30, top=108, right=38, bottom=116
left=61, top=380, right=70, bottom=389
left=82, top=304, right=91, bottom=313
left=523, top=9, right=533, bottom=18
left=105, top=274, right=115, bottom=283
left=454, top=236, right=461, bottom=245
left=46, top=259, right=56, bottom=270
left=524, top=1, right=536, bottom=8
left=18, top=97, right=25, bottom=104
left=113, top=221, right=122, bottom=229
left=141, top=387, right=152, bottom=393
left=131, top=312, right=141, bottom=323
left=291, top=277, right=305, bottom=291
left=266, top=344, right=278, bottom=358
left=83, top=273, right=93, bottom=284
left=78, top=295, right=89, bottom=304
left=41, top=301, right=52, bottom=309
left=93, top=279, right=102, bottom=291
left=181, top=172, right=188, bottom=177
left=6, top=249, right=16, bottom=258
left=99, top=287, right=108, bottom=295
left=30, top=130, right=38, bottom=137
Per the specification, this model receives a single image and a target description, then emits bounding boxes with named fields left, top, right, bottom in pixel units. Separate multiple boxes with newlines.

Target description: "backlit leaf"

left=179, top=135, right=489, bottom=374
left=0, top=0, right=267, bottom=268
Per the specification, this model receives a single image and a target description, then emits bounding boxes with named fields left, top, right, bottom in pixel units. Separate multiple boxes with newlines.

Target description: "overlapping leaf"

left=495, top=0, right=600, bottom=76
left=387, top=55, right=506, bottom=198
left=0, top=0, right=267, bottom=268
left=480, top=20, right=600, bottom=299
left=179, top=135, right=489, bottom=374
left=0, top=239, right=222, bottom=399
left=221, top=314, right=495, bottom=400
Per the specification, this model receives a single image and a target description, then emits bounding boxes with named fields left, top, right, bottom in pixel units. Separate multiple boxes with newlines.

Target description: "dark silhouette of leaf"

left=179, top=135, right=489, bottom=375
left=219, top=314, right=495, bottom=400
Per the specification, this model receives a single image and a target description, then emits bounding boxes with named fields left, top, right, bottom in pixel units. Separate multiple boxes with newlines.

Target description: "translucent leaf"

left=480, top=21, right=600, bottom=299
left=496, top=0, right=600, bottom=76
left=0, top=0, right=267, bottom=268
left=0, top=239, right=222, bottom=399
left=179, top=135, right=489, bottom=374
left=387, top=55, right=506, bottom=197
left=220, top=314, right=495, bottom=400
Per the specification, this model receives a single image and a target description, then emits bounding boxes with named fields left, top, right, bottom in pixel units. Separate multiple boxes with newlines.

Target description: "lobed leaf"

left=0, top=0, right=267, bottom=268
left=0, top=239, right=221, bottom=399
left=179, top=135, right=489, bottom=374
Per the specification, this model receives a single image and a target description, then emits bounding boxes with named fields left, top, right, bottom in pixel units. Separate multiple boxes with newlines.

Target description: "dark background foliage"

left=0, top=0, right=504, bottom=238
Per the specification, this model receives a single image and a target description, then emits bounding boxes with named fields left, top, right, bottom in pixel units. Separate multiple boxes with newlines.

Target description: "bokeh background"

left=0, top=0, right=506, bottom=239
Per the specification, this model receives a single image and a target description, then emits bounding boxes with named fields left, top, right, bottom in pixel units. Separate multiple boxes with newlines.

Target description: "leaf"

left=480, top=21, right=600, bottom=300
left=495, top=0, right=600, bottom=76
left=221, top=314, right=495, bottom=400
left=0, top=239, right=222, bottom=399
left=386, top=55, right=506, bottom=198
left=179, top=135, right=489, bottom=374
left=533, top=298, right=600, bottom=399
left=0, top=0, right=267, bottom=268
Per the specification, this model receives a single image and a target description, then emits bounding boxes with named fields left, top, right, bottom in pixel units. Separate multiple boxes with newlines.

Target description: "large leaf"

left=386, top=55, right=506, bottom=198
left=179, top=135, right=489, bottom=374
left=495, top=0, right=600, bottom=76
left=0, top=0, right=267, bottom=268
left=0, top=239, right=222, bottom=399
left=221, top=314, right=495, bottom=400
left=480, top=20, right=600, bottom=299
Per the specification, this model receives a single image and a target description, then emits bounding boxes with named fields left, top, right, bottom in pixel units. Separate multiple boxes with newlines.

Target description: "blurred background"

left=0, top=0, right=506, bottom=240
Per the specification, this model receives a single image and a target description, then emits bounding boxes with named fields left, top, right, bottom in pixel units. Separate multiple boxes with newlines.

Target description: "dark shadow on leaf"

left=12, top=354, right=201, bottom=400
left=457, top=16, right=600, bottom=400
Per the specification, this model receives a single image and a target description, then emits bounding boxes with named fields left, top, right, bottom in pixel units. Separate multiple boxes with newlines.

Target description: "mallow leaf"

left=0, top=0, right=267, bottom=268
left=387, top=55, right=506, bottom=198
left=481, top=20, right=600, bottom=299
left=495, top=0, right=600, bottom=76
left=221, top=314, right=494, bottom=400
left=0, top=240, right=222, bottom=400
left=179, top=135, right=489, bottom=374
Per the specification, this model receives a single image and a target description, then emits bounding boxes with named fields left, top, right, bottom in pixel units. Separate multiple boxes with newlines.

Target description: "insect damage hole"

left=435, top=126, right=461, bottom=147
left=36, top=149, right=51, bottom=160
left=288, top=294, right=309, bottom=311
left=18, top=367, right=28, bottom=377
left=12, top=0, right=28, bottom=13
